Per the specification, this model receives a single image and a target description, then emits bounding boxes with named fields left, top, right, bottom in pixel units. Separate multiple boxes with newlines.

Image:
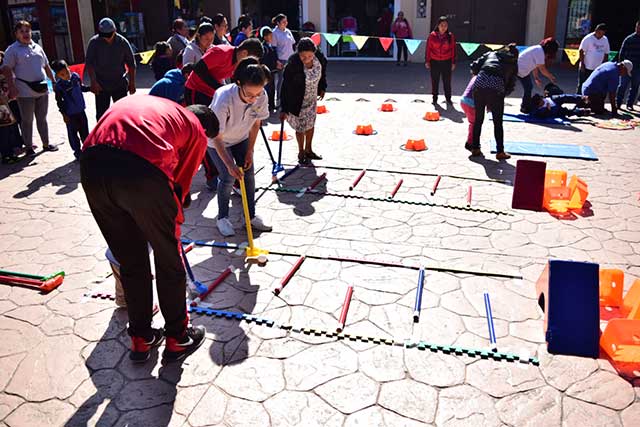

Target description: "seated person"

left=530, top=93, right=591, bottom=118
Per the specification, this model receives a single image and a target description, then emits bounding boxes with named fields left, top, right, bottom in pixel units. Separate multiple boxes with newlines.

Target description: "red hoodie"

left=426, top=31, right=456, bottom=63
left=83, top=95, right=207, bottom=223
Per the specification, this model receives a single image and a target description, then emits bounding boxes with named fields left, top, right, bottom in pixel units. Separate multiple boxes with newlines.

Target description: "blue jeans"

left=616, top=72, right=640, bottom=107
left=519, top=74, right=533, bottom=112
left=66, top=112, right=89, bottom=158
left=208, top=139, right=255, bottom=220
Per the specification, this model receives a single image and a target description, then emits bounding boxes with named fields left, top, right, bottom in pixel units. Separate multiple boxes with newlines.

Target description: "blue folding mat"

left=490, top=113, right=570, bottom=125
left=489, top=140, right=598, bottom=160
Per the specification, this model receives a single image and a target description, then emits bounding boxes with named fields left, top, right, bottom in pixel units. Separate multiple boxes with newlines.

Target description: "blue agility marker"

left=484, top=292, right=497, bottom=351
left=413, top=267, right=425, bottom=322
left=181, top=245, right=207, bottom=294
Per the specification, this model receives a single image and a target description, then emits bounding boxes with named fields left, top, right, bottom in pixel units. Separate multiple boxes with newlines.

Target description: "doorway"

left=323, top=0, right=399, bottom=60
left=431, top=0, right=527, bottom=45
left=240, top=0, right=301, bottom=32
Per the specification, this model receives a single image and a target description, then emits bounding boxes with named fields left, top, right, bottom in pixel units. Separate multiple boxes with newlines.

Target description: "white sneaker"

left=250, top=215, right=272, bottom=232
left=217, top=217, right=235, bottom=236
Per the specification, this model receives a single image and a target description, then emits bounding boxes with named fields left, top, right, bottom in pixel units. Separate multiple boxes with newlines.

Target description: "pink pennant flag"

left=311, top=33, right=321, bottom=46
left=379, top=37, right=393, bottom=52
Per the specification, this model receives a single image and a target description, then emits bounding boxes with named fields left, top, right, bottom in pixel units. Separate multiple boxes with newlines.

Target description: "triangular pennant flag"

left=310, top=33, right=321, bottom=46
left=379, top=37, right=393, bottom=52
left=460, top=42, right=480, bottom=57
left=484, top=44, right=503, bottom=51
left=516, top=45, right=527, bottom=54
left=350, top=35, right=369, bottom=50
left=405, top=39, right=422, bottom=55
left=608, top=51, right=618, bottom=61
left=139, top=50, right=155, bottom=65
left=323, top=33, right=341, bottom=46
left=564, top=48, right=580, bottom=66
left=68, top=63, right=85, bottom=81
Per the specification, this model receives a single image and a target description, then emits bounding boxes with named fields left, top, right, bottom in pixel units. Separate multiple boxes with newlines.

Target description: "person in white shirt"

left=577, top=23, right=610, bottom=93
left=208, top=57, right=272, bottom=237
left=517, top=38, right=559, bottom=113
left=271, top=14, right=295, bottom=107
left=182, top=23, right=214, bottom=65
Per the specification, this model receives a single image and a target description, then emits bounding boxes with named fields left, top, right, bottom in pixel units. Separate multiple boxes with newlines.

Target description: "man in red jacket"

left=80, top=95, right=219, bottom=363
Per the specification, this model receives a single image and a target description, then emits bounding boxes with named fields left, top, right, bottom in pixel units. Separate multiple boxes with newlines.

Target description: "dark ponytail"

left=272, top=14, right=287, bottom=26
left=434, top=16, right=452, bottom=42
left=194, top=22, right=214, bottom=43
left=232, top=56, right=271, bottom=86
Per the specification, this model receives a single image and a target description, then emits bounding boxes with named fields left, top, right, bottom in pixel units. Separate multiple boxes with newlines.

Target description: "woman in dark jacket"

left=280, top=38, right=327, bottom=164
left=468, top=44, right=519, bottom=160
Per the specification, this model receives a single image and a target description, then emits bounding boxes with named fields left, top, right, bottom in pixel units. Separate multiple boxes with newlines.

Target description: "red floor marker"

left=467, top=185, right=473, bottom=206
left=191, top=266, right=233, bottom=306
left=274, top=255, right=306, bottom=295
left=389, top=179, right=403, bottom=198
left=431, top=176, right=442, bottom=196
left=337, top=285, right=354, bottom=332
left=349, top=169, right=366, bottom=190
left=297, top=173, right=327, bottom=198
left=0, top=274, right=64, bottom=292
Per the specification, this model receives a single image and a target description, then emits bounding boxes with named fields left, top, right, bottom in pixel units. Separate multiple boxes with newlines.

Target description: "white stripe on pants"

left=17, top=94, right=49, bottom=149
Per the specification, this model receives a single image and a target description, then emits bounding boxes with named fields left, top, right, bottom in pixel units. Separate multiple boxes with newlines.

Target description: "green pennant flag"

left=608, top=51, right=618, bottom=61
left=459, top=42, right=480, bottom=57
left=323, top=33, right=341, bottom=46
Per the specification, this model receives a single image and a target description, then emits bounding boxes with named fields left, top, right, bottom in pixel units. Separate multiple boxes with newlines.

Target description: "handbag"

left=17, top=78, right=48, bottom=93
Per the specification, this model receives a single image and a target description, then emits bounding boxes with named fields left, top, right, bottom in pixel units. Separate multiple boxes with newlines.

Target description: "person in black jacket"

left=260, top=27, right=278, bottom=112
left=468, top=44, right=519, bottom=160
left=280, top=38, right=327, bottom=164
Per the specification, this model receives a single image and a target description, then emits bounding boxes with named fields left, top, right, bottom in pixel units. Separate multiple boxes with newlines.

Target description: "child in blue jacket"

left=51, top=60, right=90, bottom=160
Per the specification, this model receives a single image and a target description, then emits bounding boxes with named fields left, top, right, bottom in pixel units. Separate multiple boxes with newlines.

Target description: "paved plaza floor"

left=0, top=64, right=639, bottom=426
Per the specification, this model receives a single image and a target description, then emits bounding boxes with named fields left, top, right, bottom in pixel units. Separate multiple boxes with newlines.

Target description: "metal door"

left=473, top=0, right=527, bottom=44
left=430, top=0, right=472, bottom=41
left=431, top=0, right=527, bottom=44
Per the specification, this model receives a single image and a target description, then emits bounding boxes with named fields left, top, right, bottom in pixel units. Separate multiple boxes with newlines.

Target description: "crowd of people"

left=0, top=10, right=638, bottom=364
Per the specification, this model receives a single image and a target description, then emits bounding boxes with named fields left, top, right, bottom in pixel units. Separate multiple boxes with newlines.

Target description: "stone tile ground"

left=0, top=65, right=639, bottom=426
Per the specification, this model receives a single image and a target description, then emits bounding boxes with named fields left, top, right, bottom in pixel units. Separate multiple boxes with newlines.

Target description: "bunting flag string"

left=138, top=50, right=155, bottom=65
left=608, top=51, right=618, bottom=61
left=404, top=39, right=422, bottom=55
left=322, top=33, right=341, bottom=47
left=484, top=44, right=503, bottom=51
left=564, top=48, right=580, bottom=66
left=379, top=37, right=394, bottom=52
left=459, top=42, right=480, bottom=56
left=348, top=35, right=369, bottom=50
left=310, top=32, right=322, bottom=46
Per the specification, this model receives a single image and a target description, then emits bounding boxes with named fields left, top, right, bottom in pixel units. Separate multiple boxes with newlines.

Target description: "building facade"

left=1, top=0, right=94, bottom=63
left=2, top=0, right=637, bottom=65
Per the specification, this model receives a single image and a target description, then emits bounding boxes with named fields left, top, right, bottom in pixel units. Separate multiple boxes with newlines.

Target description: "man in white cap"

left=85, top=17, right=136, bottom=120
left=581, top=60, right=633, bottom=116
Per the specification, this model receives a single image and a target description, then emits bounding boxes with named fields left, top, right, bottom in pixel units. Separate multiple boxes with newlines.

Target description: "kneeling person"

left=582, top=60, right=633, bottom=116
left=80, top=95, right=219, bottom=363
left=209, top=57, right=272, bottom=237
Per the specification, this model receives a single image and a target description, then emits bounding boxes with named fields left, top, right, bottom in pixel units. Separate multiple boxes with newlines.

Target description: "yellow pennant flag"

left=564, top=48, right=580, bottom=66
left=139, top=50, right=155, bottom=65
left=484, top=44, right=503, bottom=51
left=350, top=35, right=369, bottom=50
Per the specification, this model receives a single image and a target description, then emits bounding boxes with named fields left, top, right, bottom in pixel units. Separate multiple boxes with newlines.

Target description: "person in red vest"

left=184, top=38, right=263, bottom=106
left=80, top=95, right=219, bottom=363
left=425, top=16, right=456, bottom=105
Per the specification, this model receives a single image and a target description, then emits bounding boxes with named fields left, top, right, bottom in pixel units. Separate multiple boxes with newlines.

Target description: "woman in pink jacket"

left=392, top=11, right=413, bottom=66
